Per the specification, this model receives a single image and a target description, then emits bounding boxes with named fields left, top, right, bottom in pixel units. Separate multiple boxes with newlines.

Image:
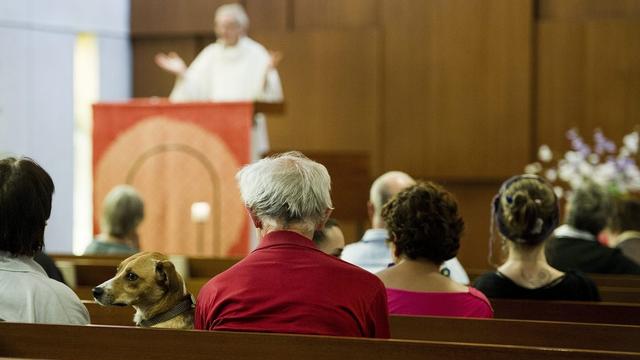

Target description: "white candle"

left=191, top=202, right=211, bottom=223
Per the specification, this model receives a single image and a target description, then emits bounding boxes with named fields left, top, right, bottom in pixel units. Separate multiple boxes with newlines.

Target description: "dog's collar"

left=138, top=294, right=194, bottom=328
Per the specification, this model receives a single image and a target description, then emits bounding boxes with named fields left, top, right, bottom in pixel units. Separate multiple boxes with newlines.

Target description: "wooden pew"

left=390, top=315, right=640, bottom=353
left=82, top=301, right=640, bottom=353
left=1, top=322, right=637, bottom=360
left=491, top=299, right=640, bottom=325
left=84, top=301, right=134, bottom=326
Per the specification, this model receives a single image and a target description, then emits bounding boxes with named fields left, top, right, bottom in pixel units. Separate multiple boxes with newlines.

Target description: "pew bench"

left=1, top=322, right=637, bottom=360
left=82, top=301, right=640, bottom=352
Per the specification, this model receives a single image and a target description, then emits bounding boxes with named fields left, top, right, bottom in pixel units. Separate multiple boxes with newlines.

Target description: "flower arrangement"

left=525, top=129, right=640, bottom=198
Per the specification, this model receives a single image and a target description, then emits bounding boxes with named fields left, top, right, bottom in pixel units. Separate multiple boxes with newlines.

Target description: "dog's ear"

left=155, top=260, right=182, bottom=292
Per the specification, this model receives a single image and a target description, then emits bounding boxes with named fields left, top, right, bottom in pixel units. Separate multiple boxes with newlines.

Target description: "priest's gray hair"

left=215, top=3, right=249, bottom=30
left=236, top=151, right=332, bottom=233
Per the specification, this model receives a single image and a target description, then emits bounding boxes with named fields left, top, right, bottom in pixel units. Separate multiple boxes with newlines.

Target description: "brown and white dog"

left=92, top=252, right=194, bottom=329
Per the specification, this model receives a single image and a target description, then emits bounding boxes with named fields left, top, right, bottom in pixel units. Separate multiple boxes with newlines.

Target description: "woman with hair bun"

left=474, top=175, right=600, bottom=301
left=377, top=181, right=493, bottom=318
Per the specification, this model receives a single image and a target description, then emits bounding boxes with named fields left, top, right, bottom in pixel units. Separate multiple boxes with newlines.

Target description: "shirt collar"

left=616, top=231, right=640, bottom=245
left=362, top=228, right=389, bottom=243
left=554, top=224, right=596, bottom=241
left=0, top=251, right=47, bottom=275
left=255, top=230, right=318, bottom=251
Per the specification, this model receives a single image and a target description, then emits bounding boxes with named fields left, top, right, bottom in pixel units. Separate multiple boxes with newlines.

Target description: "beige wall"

left=130, top=0, right=640, bottom=270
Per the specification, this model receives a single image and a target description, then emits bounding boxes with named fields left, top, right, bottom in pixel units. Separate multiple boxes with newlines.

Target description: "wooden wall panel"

left=245, top=0, right=289, bottom=32
left=536, top=21, right=640, bottom=153
left=293, top=0, right=379, bottom=29
left=539, top=0, right=640, bottom=20
left=131, top=0, right=234, bottom=35
left=132, top=38, right=199, bottom=97
left=252, top=30, right=381, bottom=164
left=381, top=0, right=533, bottom=180
left=443, top=182, right=500, bottom=270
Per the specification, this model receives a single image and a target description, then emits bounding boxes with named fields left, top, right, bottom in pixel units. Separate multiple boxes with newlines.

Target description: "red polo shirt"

left=195, top=230, right=390, bottom=338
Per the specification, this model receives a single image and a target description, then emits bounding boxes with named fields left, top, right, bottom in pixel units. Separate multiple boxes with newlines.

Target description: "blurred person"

left=608, top=196, right=640, bottom=264
left=0, top=156, right=89, bottom=324
left=377, top=181, right=493, bottom=318
left=84, top=185, right=144, bottom=255
left=155, top=3, right=283, bottom=159
left=474, top=175, right=600, bottom=301
left=196, top=152, right=389, bottom=337
left=312, top=218, right=345, bottom=257
left=546, top=181, right=640, bottom=274
left=341, top=171, right=470, bottom=284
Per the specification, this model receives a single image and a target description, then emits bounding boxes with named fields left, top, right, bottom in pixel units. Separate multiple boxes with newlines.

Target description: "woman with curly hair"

left=473, top=175, right=600, bottom=301
left=377, top=181, right=493, bottom=318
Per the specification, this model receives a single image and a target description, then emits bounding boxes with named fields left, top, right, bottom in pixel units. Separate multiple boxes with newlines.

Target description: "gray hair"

left=566, top=181, right=611, bottom=236
left=215, top=3, right=249, bottom=30
left=370, top=171, right=415, bottom=216
left=236, top=151, right=332, bottom=233
left=101, top=185, right=144, bottom=238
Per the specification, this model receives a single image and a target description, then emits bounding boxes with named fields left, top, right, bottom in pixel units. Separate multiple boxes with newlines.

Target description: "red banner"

left=93, top=99, right=252, bottom=256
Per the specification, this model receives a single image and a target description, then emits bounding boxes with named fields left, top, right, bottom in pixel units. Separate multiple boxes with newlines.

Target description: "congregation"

left=2, top=1, right=640, bottom=358
left=2, top=151, right=640, bottom=334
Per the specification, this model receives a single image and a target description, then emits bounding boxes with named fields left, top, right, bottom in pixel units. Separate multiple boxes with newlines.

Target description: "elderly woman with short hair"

left=83, top=185, right=144, bottom=255
left=0, top=156, right=89, bottom=324
left=195, top=151, right=390, bottom=338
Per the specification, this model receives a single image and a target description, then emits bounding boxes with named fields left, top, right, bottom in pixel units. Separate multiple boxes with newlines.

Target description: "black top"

left=546, top=236, right=640, bottom=275
left=33, top=252, right=66, bottom=284
left=473, top=270, right=600, bottom=301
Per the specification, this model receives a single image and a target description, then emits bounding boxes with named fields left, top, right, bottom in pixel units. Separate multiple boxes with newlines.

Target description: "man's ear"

left=315, top=207, right=334, bottom=230
left=367, top=201, right=375, bottom=222
left=247, top=207, right=263, bottom=229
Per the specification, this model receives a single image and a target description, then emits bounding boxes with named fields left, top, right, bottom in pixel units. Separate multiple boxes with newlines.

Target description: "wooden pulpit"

left=92, top=99, right=283, bottom=257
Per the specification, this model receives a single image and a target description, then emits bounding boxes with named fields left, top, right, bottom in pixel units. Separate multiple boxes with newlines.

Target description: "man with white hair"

left=341, top=171, right=470, bottom=284
left=195, top=152, right=390, bottom=338
left=155, top=3, right=283, bottom=158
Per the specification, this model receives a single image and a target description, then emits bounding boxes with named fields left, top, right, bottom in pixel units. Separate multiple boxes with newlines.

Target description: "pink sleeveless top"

left=386, top=287, right=493, bottom=318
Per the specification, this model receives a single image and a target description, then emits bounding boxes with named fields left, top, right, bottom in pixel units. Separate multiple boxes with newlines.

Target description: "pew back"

left=0, top=322, right=637, bottom=360
left=82, top=301, right=640, bottom=353
left=491, top=299, right=640, bottom=325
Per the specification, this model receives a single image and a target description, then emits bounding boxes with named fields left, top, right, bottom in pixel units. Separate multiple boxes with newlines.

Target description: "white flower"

left=538, top=145, right=553, bottom=162
left=623, top=132, right=639, bottom=154
left=593, top=162, right=616, bottom=187
left=620, top=147, right=630, bottom=158
left=545, top=169, right=558, bottom=182
left=588, top=153, right=600, bottom=164
left=558, top=160, right=573, bottom=181
left=565, top=151, right=582, bottom=164
left=578, top=162, right=593, bottom=177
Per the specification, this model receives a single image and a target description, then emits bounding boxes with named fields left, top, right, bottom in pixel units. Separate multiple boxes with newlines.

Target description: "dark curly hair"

left=381, top=181, right=464, bottom=264
left=0, top=157, right=54, bottom=256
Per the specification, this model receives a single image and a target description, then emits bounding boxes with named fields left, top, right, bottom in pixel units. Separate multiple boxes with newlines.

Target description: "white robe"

left=170, top=37, right=283, bottom=158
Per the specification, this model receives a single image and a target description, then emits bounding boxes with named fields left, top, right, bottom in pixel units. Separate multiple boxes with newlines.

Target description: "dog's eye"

left=126, top=272, right=139, bottom=281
